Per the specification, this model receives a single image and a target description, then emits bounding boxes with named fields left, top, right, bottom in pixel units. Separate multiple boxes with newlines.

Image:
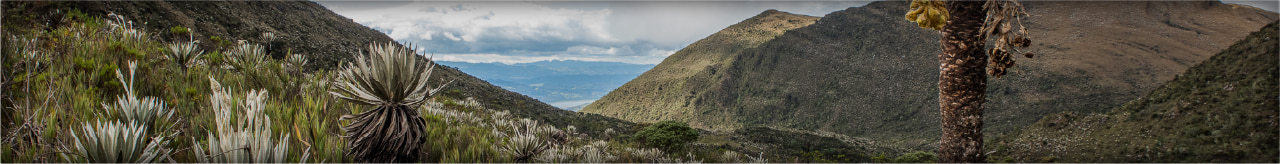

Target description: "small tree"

left=633, top=120, right=699, bottom=152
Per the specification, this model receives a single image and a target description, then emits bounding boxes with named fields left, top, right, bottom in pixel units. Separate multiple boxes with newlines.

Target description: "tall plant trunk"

left=343, top=105, right=427, bottom=162
left=938, top=1, right=988, bottom=163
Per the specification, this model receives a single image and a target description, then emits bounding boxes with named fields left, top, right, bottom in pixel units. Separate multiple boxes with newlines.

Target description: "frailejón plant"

left=330, top=42, right=452, bottom=162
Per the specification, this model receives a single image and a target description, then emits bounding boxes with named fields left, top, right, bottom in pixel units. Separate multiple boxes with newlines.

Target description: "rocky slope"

left=989, top=22, right=1278, bottom=163
left=3, top=1, right=636, bottom=136
left=582, top=1, right=1278, bottom=149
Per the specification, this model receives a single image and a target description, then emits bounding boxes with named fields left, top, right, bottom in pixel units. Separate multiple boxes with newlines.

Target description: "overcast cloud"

left=317, top=0, right=1275, bottom=64
left=317, top=1, right=869, bottom=64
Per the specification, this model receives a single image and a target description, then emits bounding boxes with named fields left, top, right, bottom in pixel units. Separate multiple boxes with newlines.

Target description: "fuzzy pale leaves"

left=63, top=121, right=172, bottom=163
left=330, top=42, right=451, bottom=107
left=194, top=77, right=292, bottom=163
left=103, top=61, right=172, bottom=130
left=906, top=0, right=949, bottom=30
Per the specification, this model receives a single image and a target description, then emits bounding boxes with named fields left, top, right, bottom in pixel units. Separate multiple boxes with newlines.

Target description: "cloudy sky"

left=316, top=0, right=1277, bottom=65
left=316, top=0, right=870, bottom=64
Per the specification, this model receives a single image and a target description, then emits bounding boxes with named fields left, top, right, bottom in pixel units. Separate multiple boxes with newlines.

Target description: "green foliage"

left=893, top=151, right=937, bottom=163
left=872, top=154, right=891, bottom=163
left=633, top=120, right=699, bottom=152
left=169, top=25, right=190, bottom=35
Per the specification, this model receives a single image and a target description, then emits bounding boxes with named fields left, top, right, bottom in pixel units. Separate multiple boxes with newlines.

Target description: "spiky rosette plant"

left=165, top=40, right=203, bottom=70
left=103, top=61, right=173, bottom=131
left=193, top=77, right=292, bottom=163
left=331, top=42, right=452, bottom=162
left=61, top=121, right=172, bottom=163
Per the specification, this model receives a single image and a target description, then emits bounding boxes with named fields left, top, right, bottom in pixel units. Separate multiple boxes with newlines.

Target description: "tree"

left=330, top=42, right=453, bottom=162
left=905, top=0, right=1032, bottom=162
left=633, top=120, right=700, bottom=152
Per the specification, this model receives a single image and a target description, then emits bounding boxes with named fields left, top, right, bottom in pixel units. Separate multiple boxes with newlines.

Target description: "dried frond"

left=981, top=0, right=1033, bottom=78
left=330, top=42, right=452, bottom=107
left=62, top=121, right=172, bottom=163
left=548, top=128, right=569, bottom=146
left=165, top=40, right=204, bottom=69
left=339, top=104, right=426, bottom=162
left=102, top=61, right=172, bottom=130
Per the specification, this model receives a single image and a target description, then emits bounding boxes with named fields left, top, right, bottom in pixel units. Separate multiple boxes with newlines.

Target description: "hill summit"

left=582, top=1, right=1278, bottom=150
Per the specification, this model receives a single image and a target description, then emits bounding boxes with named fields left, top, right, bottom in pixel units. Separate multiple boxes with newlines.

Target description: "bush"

left=633, top=120, right=699, bottom=152
left=169, top=26, right=189, bottom=35
left=893, top=151, right=936, bottom=163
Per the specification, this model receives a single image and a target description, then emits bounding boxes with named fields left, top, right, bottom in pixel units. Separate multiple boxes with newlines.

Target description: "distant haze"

left=437, top=60, right=655, bottom=110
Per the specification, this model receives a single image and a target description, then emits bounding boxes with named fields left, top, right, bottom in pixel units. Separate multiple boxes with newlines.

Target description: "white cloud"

left=431, top=52, right=670, bottom=65
left=318, top=1, right=869, bottom=64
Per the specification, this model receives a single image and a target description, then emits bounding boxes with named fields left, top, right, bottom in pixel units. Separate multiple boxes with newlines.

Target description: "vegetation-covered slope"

left=988, top=21, right=1278, bottom=163
left=2, top=1, right=909, bottom=162
left=581, top=9, right=820, bottom=129
left=4, top=1, right=638, bottom=138
left=583, top=1, right=1277, bottom=150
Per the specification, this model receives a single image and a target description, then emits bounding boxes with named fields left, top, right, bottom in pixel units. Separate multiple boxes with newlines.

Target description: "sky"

left=316, top=0, right=871, bottom=64
left=316, top=0, right=1277, bottom=65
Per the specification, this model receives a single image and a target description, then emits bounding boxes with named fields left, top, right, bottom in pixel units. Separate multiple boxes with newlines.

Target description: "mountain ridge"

left=582, top=9, right=822, bottom=130
left=583, top=1, right=1278, bottom=150
left=989, top=21, right=1278, bottom=163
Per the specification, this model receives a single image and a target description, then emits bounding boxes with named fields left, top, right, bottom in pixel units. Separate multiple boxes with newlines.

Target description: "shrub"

left=893, top=151, right=937, bottom=163
left=169, top=26, right=189, bottom=36
left=633, top=120, right=699, bottom=152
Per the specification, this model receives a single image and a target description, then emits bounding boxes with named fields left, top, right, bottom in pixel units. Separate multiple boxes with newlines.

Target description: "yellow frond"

left=905, top=0, right=949, bottom=31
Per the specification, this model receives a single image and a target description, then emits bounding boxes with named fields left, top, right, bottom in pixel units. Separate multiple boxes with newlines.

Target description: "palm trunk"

left=938, top=1, right=988, bottom=163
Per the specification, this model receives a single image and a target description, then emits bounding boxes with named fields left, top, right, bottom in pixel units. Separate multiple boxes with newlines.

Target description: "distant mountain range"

left=582, top=1, right=1277, bottom=150
left=438, top=60, right=655, bottom=110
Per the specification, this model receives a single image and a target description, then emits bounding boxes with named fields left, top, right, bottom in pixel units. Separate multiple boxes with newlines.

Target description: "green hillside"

left=583, top=1, right=1278, bottom=150
left=582, top=9, right=820, bottom=130
left=989, top=21, right=1279, bottom=163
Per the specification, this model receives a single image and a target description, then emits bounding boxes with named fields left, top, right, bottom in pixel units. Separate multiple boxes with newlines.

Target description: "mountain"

left=437, top=60, right=655, bottom=109
left=581, top=9, right=821, bottom=127
left=988, top=22, right=1278, bottom=163
left=582, top=1, right=1278, bottom=150
left=18, top=1, right=637, bottom=136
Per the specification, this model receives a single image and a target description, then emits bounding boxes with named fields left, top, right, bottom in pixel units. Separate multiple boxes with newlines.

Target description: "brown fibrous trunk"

left=938, top=1, right=989, bottom=163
